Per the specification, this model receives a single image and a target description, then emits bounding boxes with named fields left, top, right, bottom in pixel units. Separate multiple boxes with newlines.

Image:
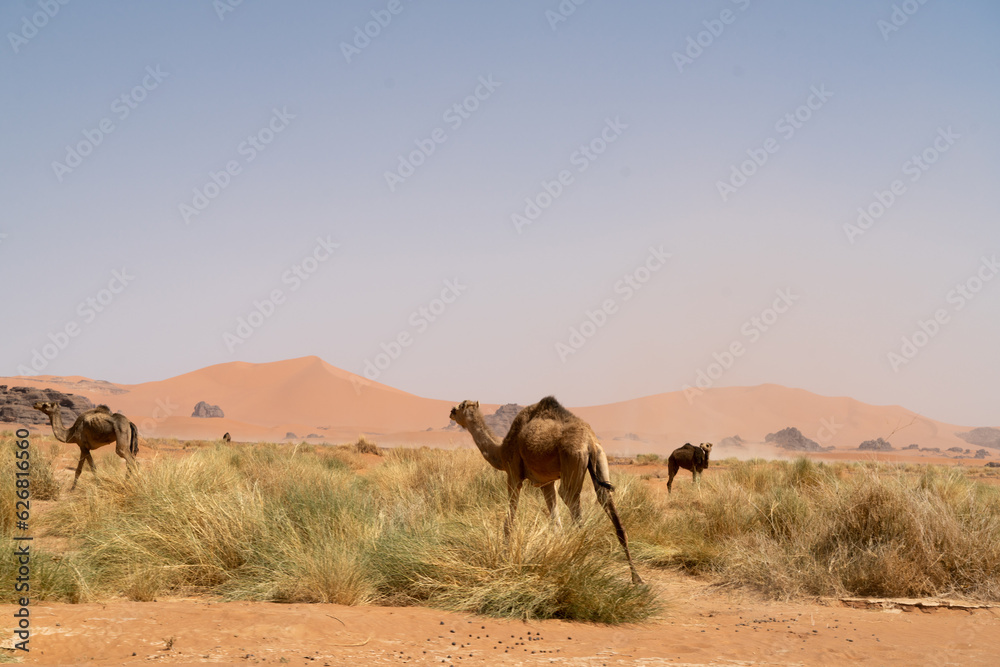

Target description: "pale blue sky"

left=2, top=1, right=998, bottom=426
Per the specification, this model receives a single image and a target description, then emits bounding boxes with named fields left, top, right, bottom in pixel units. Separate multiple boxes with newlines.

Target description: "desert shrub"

left=635, top=453, right=660, bottom=465
left=353, top=435, right=382, bottom=456
left=639, top=459, right=1000, bottom=601
left=34, top=443, right=656, bottom=622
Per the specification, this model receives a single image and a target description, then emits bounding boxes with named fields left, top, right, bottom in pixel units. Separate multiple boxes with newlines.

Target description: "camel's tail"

left=587, top=436, right=644, bottom=585
left=129, top=421, right=139, bottom=457
left=586, top=438, right=615, bottom=506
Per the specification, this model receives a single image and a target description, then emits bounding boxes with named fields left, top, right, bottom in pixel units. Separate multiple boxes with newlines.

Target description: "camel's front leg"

left=504, top=476, right=523, bottom=539
left=70, top=449, right=87, bottom=490
left=541, top=482, right=562, bottom=529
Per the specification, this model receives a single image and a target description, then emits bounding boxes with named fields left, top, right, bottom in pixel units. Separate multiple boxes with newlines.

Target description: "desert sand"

left=3, top=356, right=993, bottom=459
left=5, top=574, right=999, bottom=665
left=4, top=363, right=999, bottom=665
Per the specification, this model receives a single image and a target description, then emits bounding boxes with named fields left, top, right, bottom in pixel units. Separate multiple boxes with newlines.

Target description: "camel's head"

left=449, top=400, right=480, bottom=429
left=700, top=442, right=713, bottom=454
left=32, top=401, right=57, bottom=415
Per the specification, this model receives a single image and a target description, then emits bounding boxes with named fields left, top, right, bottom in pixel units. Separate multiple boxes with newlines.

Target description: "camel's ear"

left=473, top=401, right=479, bottom=408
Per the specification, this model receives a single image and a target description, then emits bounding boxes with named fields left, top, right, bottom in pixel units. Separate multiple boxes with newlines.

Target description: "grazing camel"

left=222, top=432, right=232, bottom=444
left=666, top=442, right=713, bottom=493
left=33, top=401, right=139, bottom=489
left=449, top=397, right=643, bottom=585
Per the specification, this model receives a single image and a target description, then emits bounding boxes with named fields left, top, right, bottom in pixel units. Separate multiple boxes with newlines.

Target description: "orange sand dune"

left=3, top=356, right=989, bottom=457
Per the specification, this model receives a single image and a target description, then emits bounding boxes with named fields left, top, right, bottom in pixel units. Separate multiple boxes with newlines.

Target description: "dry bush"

left=28, top=443, right=656, bottom=622
left=353, top=434, right=382, bottom=456
left=639, top=458, right=1000, bottom=601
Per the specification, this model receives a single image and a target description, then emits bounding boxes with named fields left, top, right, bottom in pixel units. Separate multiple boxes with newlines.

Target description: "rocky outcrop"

left=859, top=438, right=893, bottom=451
left=448, top=403, right=525, bottom=438
left=0, top=385, right=96, bottom=425
left=484, top=403, right=524, bottom=439
left=192, top=401, right=224, bottom=418
left=958, top=427, right=1000, bottom=450
left=975, top=449, right=989, bottom=459
left=765, top=427, right=826, bottom=452
left=719, top=435, right=746, bottom=449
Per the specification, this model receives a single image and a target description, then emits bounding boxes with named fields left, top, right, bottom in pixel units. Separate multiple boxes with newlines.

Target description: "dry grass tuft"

left=353, top=435, right=383, bottom=456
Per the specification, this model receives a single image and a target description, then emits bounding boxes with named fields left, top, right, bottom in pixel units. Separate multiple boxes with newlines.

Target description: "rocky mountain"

left=484, top=403, right=524, bottom=439
left=957, top=427, right=1000, bottom=450
left=859, top=437, right=893, bottom=451
left=192, top=401, right=225, bottom=418
left=0, top=385, right=96, bottom=425
left=765, top=427, right=827, bottom=452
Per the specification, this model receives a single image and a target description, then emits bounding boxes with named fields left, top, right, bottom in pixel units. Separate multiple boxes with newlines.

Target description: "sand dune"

left=2, top=356, right=987, bottom=454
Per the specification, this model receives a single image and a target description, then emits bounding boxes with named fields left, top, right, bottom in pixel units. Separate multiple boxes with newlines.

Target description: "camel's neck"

left=464, top=410, right=504, bottom=470
left=46, top=409, right=71, bottom=442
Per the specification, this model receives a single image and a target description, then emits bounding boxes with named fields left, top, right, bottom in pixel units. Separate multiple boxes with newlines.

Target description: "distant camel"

left=33, top=402, right=138, bottom=489
left=450, top=397, right=643, bottom=584
left=222, top=432, right=231, bottom=444
left=667, top=442, right=713, bottom=493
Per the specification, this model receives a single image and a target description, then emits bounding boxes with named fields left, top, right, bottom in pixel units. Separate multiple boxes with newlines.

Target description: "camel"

left=33, top=401, right=139, bottom=489
left=666, top=442, right=713, bottom=493
left=449, top=396, right=643, bottom=584
left=222, top=432, right=231, bottom=444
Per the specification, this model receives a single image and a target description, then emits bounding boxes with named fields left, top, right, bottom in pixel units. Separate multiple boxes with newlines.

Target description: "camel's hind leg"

left=557, top=458, right=587, bottom=523
left=113, top=421, right=137, bottom=477
left=541, top=482, right=562, bottom=529
left=666, top=457, right=679, bottom=493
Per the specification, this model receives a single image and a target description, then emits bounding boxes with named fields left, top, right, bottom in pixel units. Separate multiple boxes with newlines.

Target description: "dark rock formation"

left=957, top=427, right=1000, bottom=450
left=0, top=385, right=96, bottom=425
left=447, top=403, right=525, bottom=438
left=947, top=446, right=965, bottom=453
left=903, top=444, right=920, bottom=450
left=765, top=427, right=825, bottom=452
left=719, top=435, right=746, bottom=449
left=975, top=449, right=989, bottom=459
left=985, top=461, right=1000, bottom=468
left=484, top=403, right=524, bottom=439
left=858, top=437, right=894, bottom=451
left=921, top=447, right=941, bottom=453
left=285, top=432, right=297, bottom=439
left=192, top=401, right=224, bottom=418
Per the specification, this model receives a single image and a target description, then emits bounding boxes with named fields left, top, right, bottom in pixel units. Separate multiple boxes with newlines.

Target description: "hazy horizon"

left=3, top=1, right=998, bottom=427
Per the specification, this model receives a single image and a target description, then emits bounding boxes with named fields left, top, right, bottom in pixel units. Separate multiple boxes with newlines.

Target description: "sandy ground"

left=4, top=572, right=998, bottom=665
left=8, top=437, right=1000, bottom=665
